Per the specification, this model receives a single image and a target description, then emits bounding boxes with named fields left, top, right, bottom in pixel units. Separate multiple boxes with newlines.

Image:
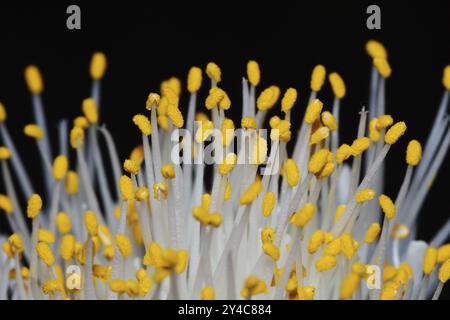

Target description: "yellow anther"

left=115, top=234, right=133, bottom=258
left=36, top=241, right=55, bottom=266
left=350, top=137, right=370, bottom=156
left=110, top=279, right=127, bottom=293
left=376, top=114, right=394, bottom=130
left=9, top=267, right=30, bottom=280
left=340, top=233, right=356, bottom=259
left=323, top=232, right=334, bottom=244
left=406, top=140, right=422, bottom=166
left=247, top=60, right=260, bottom=87
left=201, top=287, right=215, bottom=300
left=315, top=255, right=337, bottom=272
left=52, top=155, right=68, bottom=181
left=340, top=272, right=360, bottom=299
left=241, top=275, right=268, bottom=298
left=0, top=102, right=6, bottom=122
left=205, top=86, right=225, bottom=109
left=335, top=144, right=352, bottom=164
left=252, top=134, right=268, bottom=165
left=167, top=104, right=184, bottom=128
left=284, top=159, right=300, bottom=187
left=304, top=99, right=323, bottom=124
left=309, top=126, right=330, bottom=145
left=65, top=171, right=78, bottom=195
left=334, top=204, right=346, bottom=224
left=135, top=187, right=149, bottom=202
left=399, top=262, right=413, bottom=279
left=2, top=242, right=13, bottom=258
left=239, top=179, right=263, bottom=205
left=443, top=65, right=450, bottom=90
left=261, top=227, right=276, bottom=243
left=437, top=244, right=450, bottom=263
left=310, top=65, right=326, bottom=92
left=25, top=65, right=43, bottom=94
left=195, top=120, right=214, bottom=143
left=221, top=118, right=235, bottom=147
left=369, top=118, right=381, bottom=142
left=298, top=286, right=315, bottom=300
left=307, top=149, right=330, bottom=174
left=84, top=210, right=98, bottom=237
left=270, top=119, right=292, bottom=142
left=161, top=77, right=181, bottom=97
left=0, top=147, right=11, bottom=160
left=127, top=280, right=140, bottom=296
left=373, top=58, right=392, bottom=78
left=103, top=244, right=115, bottom=261
left=187, top=66, right=202, bottom=93
left=153, top=181, right=168, bottom=200
left=161, top=163, right=175, bottom=179
left=379, top=194, right=396, bottom=220
left=224, top=178, right=231, bottom=201
left=241, top=116, right=257, bottom=129
left=423, top=247, right=438, bottom=275
left=366, top=40, right=387, bottom=59
left=27, top=194, right=42, bottom=219
left=0, top=195, right=13, bottom=215
left=439, top=260, right=450, bottom=283
left=8, top=233, right=24, bottom=253
left=290, top=203, right=316, bottom=228
left=60, top=234, right=75, bottom=261
left=263, top=242, right=280, bottom=261
left=120, top=175, right=134, bottom=201
left=38, top=229, right=55, bottom=244
left=74, top=116, right=89, bottom=129
left=308, top=230, right=325, bottom=254
left=317, top=159, right=335, bottom=179
left=70, top=126, right=84, bottom=149
left=256, top=86, right=281, bottom=110
left=82, top=98, right=98, bottom=124
left=24, top=124, right=44, bottom=139
left=390, top=223, right=410, bottom=240
left=219, top=153, right=237, bottom=176
left=365, top=223, right=381, bottom=244
left=269, top=115, right=281, bottom=129
left=146, top=93, right=161, bottom=110
left=92, top=264, right=112, bottom=282
left=123, top=159, right=140, bottom=175
left=42, top=280, right=63, bottom=295
left=281, top=88, right=297, bottom=113
left=200, top=193, right=211, bottom=211
left=132, top=114, right=152, bottom=136
left=206, top=62, right=221, bottom=83
left=262, top=192, right=276, bottom=217
left=351, top=262, right=367, bottom=276
left=129, top=146, right=144, bottom=167
left=321, top=111, right=338, bottom=131
left=355, top=188, right=376, bottom=203
left=383, top=264, right=397, bottom=282
left=329, top=72, right=346, bottom=99
left=90, top=52, right=107, bottom=80
left=157, top=115, right=169, bottom=131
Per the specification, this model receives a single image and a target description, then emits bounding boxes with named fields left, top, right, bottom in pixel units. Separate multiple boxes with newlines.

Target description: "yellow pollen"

left=308, top=149, right=330, bottom=174
left=123, top=158, right=140, bottom=175
left=423, top=247, right=438, bottom=275
left=304, top=99, right=323, bottom=124
left=167, top=104, right=184, bottom=128
left=443, top=65, right=450, bottom=90
left=261, top=227, right=276, bottom=243
left=110, top=279, right=127, bottom=293
left=82, top=98, right=99, bottom=124
left=309, top=126, right=330, bottom=145
left=0, top=195, right=13, bottom=215
left=84, top=210, right=98, bottom=236
left=262, top=192, right=276, bottom=217
left=270, top=119, right=291, bottom=142
left=219, top=153, right=237, bottom=176
left=0, top=102, right=6, bottom=123
left=263, top=242, right=280, bottom=261
left=340, top=272, right=360, bottom=299
left=329, top=72, right=346, bottom=99
left=281, top=88, right=297, bottom=113
left=290, top=203, right=316, bottom=228
left=195, top=120, right=214, bottom=143
left=308, top=230, right=325, bottom=254
left=315, top=255, right=337, bottom=272
left=120, top=175, right=135, bottom=201
left=334, top=204, right=346, bottom=224
left=439, top=260, right=450, bottom=283
left=201, top=287, right=215, bottom=300
left=298, top=286, right=315, bottom=300
left=36, top=241, right=55, bottom=266
left=65, top=171, right=79, bottom=194
left=70, top=126, right=84, bottom=149
left=239, top=179, right=263, bottom=205
left=241, top=116, right=257, bottom=129
left=366, top=40, right=387, bottom=59
left=161, top=163, right=175, bottom=179
left=252, top=134, right=268, bottom=165
left=38, top=229, right=55, bottom=244
left=60, top=234, right=75, bottom=261
left=284, top=159, right=300, bottom=187
left=369, top=118, right=381, bottom=142
left=115, top=234, right=133, bottom=258
left=340, top=233, right=356, bottom=259
left=90, top=52, right=107, bottom=80
left=335, top=144, right=353, bottom=164
left=376, top=114, right=394, bottom=129
left=406, top=140, right=422, bottom=166
left=132, top=114, right=152, bottom=136
left=8, top=233, right=24, bottom=253
left=52, top=155, right=68, bottom=180
left=25, top=65, right=44, bottom=94
left=379, top=194, right=396, bottom=220
left=256, top=86, right=280, bottom=110
left=365, top=223, right=381, bottom=244
left=321, top=111, right=338, bottom=131
left=350, top=137, right=370, bottom=156
left=92, top=264, right=112, bottom=281
left=221, top=118, right=235, bottom=147
left=24, top=124, right=44, bottom=140
left=373, top=58, right=392, bottom=78
left=0, top=147, right=11, bottom=160
left=310, top=65, right=326, bottom=92
left=247, top=60, right=261, bottom=87
left=187, top=66, right=202, bottom=93
left=206, top=62, right=221, bottom=83
left=74, top=116, right=89, bottom=129
left=355, top=188, right=376, bottom=203
left=437, top=244, right=450, bottom=263
left=146, top=93, right=161, bottom=110
left=27, top=194, right=42, bottom=219
left=241, top=275, right=268, bottom=298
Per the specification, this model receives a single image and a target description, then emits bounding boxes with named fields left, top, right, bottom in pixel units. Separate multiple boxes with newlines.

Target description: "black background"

left=0, top=1, right=449, bottom=299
